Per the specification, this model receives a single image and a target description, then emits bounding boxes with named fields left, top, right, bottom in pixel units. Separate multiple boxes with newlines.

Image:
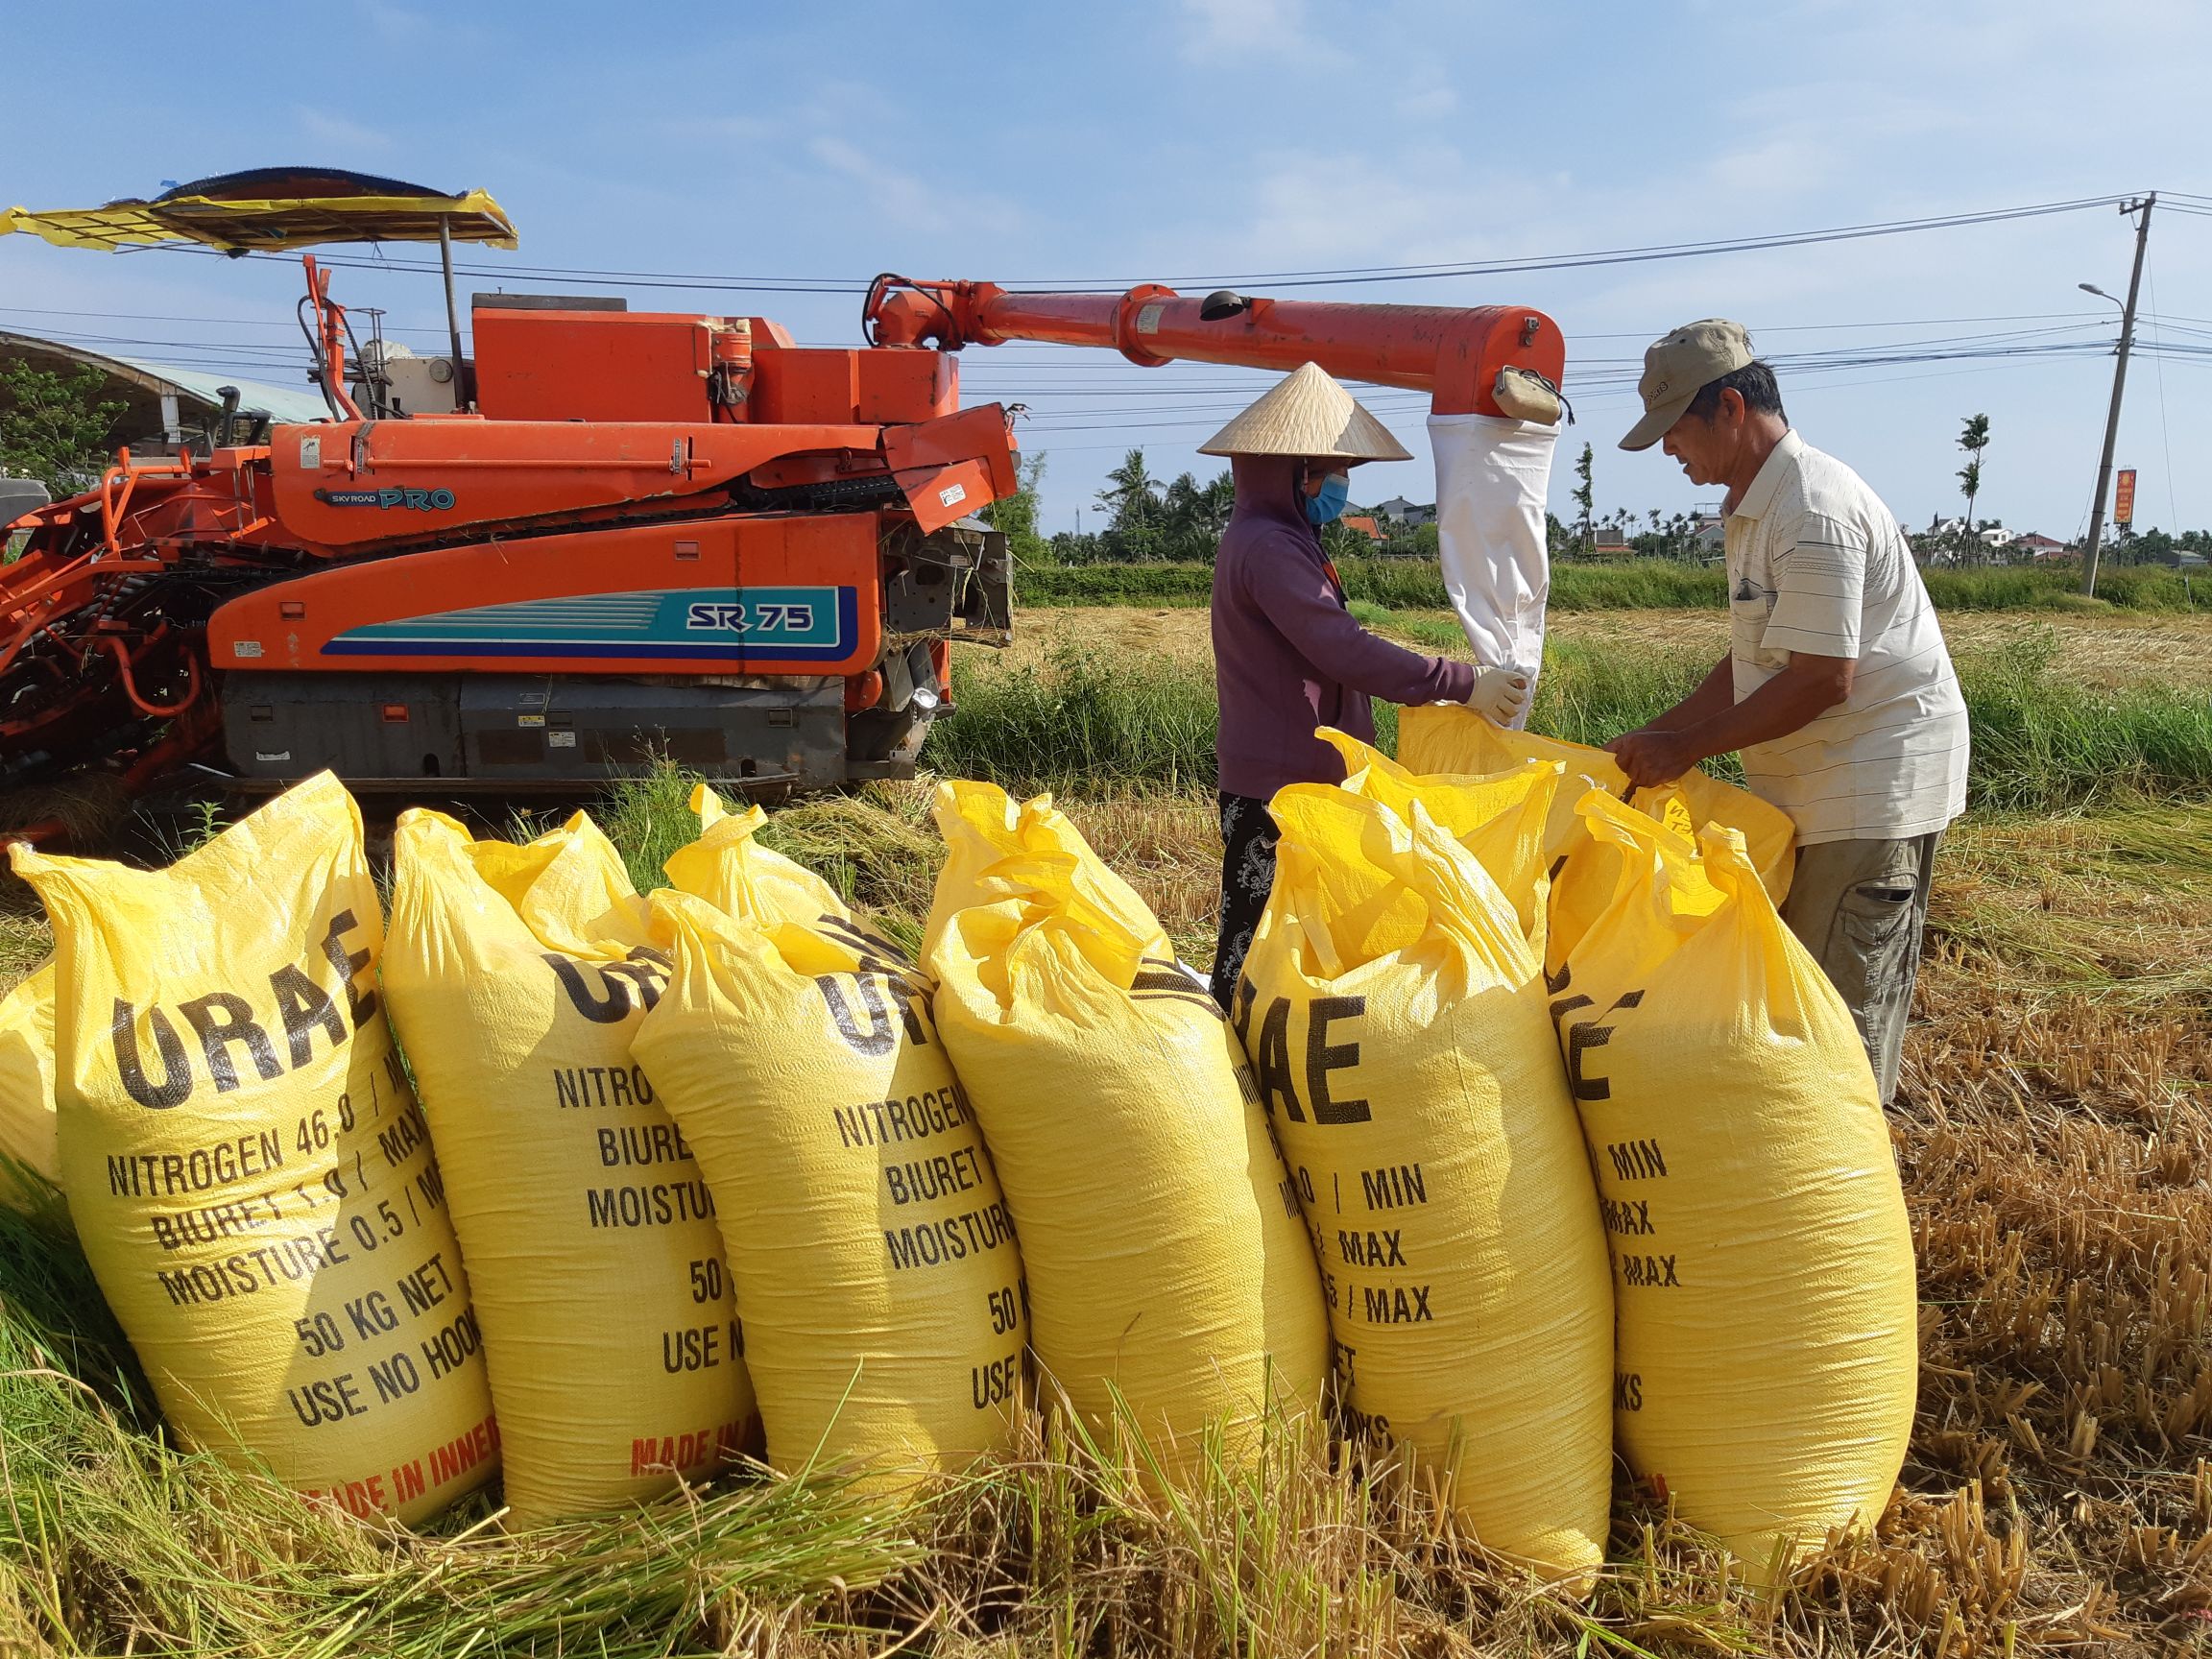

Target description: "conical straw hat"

left=1198, top=362, right=1412, bottom=461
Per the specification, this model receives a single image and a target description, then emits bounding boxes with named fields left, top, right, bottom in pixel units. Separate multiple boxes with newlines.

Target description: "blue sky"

left=7, top=0, right=2209, bottom=541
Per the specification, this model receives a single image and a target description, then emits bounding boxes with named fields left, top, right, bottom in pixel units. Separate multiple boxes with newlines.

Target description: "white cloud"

left=360, top=3, right=428, bottom=41
left=295, top=106, right=394, bottom=156
left=1176, top=0, right=1319, bottom=62
left=806, top=135, right=1023, bottom=239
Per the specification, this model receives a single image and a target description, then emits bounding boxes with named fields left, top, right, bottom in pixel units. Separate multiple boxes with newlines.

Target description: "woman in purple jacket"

left=1200, top=365, right=1531, bottom=1008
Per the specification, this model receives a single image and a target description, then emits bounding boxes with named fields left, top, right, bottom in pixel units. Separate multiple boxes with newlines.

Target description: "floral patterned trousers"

left=1209, top=791, right=1279, bottom=1011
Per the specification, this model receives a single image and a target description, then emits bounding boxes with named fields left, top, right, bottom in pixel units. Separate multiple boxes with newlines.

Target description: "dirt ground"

left=979, top=603, right=2212, bottom=687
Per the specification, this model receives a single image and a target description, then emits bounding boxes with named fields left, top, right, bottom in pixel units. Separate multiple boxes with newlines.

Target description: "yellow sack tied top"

left=1551, top=793, right=1916, bottom=1577
left=0, top=964, right=59, bottom=1212
left=1318, top=730, right=1557, bottom=950
left=1235, top=754, right=1614, bottom=1581
left=923, top=782, right=1329, bottom=1469
left=636, top=787, right=1026, bottom=1481
left=1396, top=704, right=1797, bottom=906
left=11, top=774, right=496, bottom=1525
left=383, top=809, right=754, bottom=1527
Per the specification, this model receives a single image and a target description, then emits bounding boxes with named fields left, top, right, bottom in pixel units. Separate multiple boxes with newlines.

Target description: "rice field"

left=1, top=609, right=2208, bottom=1655
left=1002, top=602, right=2212, bottom=692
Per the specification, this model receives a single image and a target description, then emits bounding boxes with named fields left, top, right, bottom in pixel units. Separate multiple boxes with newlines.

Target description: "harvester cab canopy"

left=2, top=169, right=516, bottom=413
left=0, top=168, right=516, bottom=252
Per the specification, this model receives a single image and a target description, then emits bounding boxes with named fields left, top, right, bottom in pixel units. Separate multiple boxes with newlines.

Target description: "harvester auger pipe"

left=863, top=277, right=1566, bottom=419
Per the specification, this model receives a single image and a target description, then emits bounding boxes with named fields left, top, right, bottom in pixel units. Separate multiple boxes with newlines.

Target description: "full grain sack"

left=12, top=774, right=496, bottom=1525
left=383, top=809, right=753, bottom=1526
left=924, top=782, right=1328, bottom=1470
left=635, top=786, right=1025, bottom=1480
left=1235, top=768, right=1613, bottom=1581
left=1550, top=793, right=1916, bottom=1577
left=0, top=964, right=59, bottom=1211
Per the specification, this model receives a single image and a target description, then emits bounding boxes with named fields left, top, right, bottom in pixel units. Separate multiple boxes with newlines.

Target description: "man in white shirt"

left=1603, top=320, right=1969, bottom=1106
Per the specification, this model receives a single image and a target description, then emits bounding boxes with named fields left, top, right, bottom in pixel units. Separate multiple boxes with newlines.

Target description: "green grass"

left=925, top=642, right=1220, bottom=794
left=1018, top=558, right=2207, bottom=614
left=1931, top=802, right=2212, bottom=1002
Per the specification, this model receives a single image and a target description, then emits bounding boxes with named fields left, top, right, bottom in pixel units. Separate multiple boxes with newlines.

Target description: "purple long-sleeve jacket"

left=1211, top=455, right=1474, bottom=801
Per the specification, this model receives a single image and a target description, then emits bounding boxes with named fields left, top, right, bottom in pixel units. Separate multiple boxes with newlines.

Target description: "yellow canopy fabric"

left=0, top=188, right=515, bottom=253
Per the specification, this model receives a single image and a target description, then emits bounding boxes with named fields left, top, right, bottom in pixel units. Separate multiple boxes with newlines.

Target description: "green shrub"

left=1919, top=563, right=2198, bottom=612
left=1018, top=558, right=2208, bottom=614
left=1016, top=564, right=1214, bottom=607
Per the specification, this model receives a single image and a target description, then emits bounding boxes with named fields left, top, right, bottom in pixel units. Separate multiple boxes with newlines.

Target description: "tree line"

left=982, top=449, right=1384, bottom=566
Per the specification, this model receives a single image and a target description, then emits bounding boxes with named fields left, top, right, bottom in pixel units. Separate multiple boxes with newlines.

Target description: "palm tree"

left=1097, top=448, right=1160, bottom=521
left=1957, top=414, right=1991, bottom=556
left=1572, top=443, right=1596, bottom=552
left=1160, top=469, right=1237, bottom=559
left=1097, top=448, right=1165, bottom=561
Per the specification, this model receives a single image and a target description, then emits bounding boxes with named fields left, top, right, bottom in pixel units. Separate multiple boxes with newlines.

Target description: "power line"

left=124, top=190, right=2146, bottom=297
left=1027, top=194, right=2143, bottom=290
left=0, top=304, right=452, bottom=336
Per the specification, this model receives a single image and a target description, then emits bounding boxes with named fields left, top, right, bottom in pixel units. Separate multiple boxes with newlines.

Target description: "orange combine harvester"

left=0, top=170, right=1564, bottom=832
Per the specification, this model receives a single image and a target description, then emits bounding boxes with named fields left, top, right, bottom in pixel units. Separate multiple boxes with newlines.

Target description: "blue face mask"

left=1305, top=470, right=1350, bottom=526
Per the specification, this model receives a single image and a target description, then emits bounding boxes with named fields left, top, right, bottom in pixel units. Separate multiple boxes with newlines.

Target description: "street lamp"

left=2079, top=282, right=2121, bottom=306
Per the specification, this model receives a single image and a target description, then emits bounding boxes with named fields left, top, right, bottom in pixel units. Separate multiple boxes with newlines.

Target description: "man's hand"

left=1467, top=666, right=1531, bottom=725
left=1604, top=727, right=1702, bottom=790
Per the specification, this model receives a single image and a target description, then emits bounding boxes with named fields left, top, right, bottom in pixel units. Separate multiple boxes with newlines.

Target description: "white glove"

left=1466, top=665, right=1531, bottom=725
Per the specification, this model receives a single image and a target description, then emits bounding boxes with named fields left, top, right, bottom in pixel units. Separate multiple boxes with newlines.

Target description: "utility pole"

left=2080, top=194, right=2155, bottom=597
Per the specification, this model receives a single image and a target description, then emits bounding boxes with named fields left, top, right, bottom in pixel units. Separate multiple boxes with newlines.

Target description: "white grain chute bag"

left=1431, top=401, right=1558, bottom=727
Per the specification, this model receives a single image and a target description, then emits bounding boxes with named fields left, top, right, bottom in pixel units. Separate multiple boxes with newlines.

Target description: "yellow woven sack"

left=923, top=782, right=1329, bottom=1465
left=1397, top=704, right=1796, bottom=904
left=1551, top=793, right=1916, bottom=1575
left=1234, top=775, right=1614, bottom=1580
left=12, top=775, right=496, bottom=1525
left=636, top=787, right=1025, bottom=1479
left=0, top=965, right=59, bottom=1211
left=384, top=809, right=754, bottom=1526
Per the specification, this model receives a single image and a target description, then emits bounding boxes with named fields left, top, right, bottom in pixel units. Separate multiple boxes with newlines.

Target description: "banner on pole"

left=2115, top=469, right=2137, bottom=528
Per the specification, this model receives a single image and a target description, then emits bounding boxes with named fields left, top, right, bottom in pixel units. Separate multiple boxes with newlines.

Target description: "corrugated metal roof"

left=0, top=330, right=329, bottom=424
left=119, top=356, right=329, bottom=423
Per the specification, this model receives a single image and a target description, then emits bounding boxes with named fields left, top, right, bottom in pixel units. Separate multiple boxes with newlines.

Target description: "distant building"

left=1338, top=513, right=1385, bottom=543
left=2008, top=532, right=2071, bottom=560
left=1592, top=526, right=1631, bottom=555
left=1371, top=495, right=1436, bottom=528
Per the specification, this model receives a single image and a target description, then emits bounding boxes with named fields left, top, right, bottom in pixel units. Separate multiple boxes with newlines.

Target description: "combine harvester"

left=0, top=169, right=1564, bottom=837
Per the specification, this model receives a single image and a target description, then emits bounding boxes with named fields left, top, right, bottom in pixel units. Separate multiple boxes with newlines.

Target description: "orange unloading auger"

left=864, top=275, right=1569, bottom=728
left=863, top=276, right=1565, bottom=419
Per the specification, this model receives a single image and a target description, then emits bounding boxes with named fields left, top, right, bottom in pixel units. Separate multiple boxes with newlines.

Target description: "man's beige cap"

left=1199, top=361, right=1412, bottom=461
left=1619, top=319, right=1754, bottom=451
